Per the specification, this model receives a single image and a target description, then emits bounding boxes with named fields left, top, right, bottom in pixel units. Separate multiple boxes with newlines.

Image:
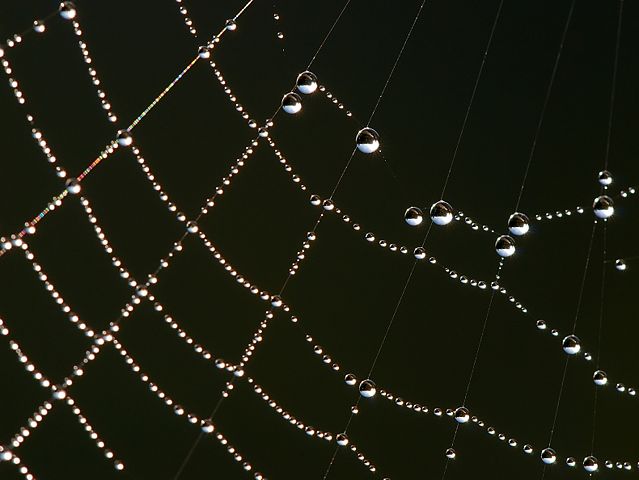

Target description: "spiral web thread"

left=0, top=1, right=637, bottom=479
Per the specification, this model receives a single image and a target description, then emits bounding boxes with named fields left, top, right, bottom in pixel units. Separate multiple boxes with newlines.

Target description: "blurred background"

left=0, top=0, right=638, bottom=478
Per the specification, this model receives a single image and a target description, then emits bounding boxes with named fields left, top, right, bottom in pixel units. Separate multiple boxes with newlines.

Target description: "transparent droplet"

left=0, top=450, right=13, bottom=461
left=523, top=444, right=533, bottom=454
left=201, top=420, right=214, bottom=433
left=584, top=456, right=598, bottom=472
left=615, top=259, right=627, bottom=271
left=593, top=195, right=614, bottom=219
left=309, top=195, right=321, bottom=206
left=33, top=21, right=46, bottom=33
left=336, top=433, right=349, bottom=446
left=593, top=370, right=607, bottom=386
left=566, top=457, right=576, bottom=467
left=541, top=448, right=557, bottom=464
left=198, top=46, right=211, bottom=59
left=344, top=374, right=357, bottom=386
left=454, top=407, right=470, bottom=424
left=59, top=1, right=77, bottom=20
left=562, top=335, right=581, bottom=355
left=186, top=221, right=199, bottom=234
left=356, top=128, right=380, bottom=154
left=445, top=448, right=456, bottom=459
left=536, top=320, right=547, bottom=330
left=495, top=235, right=516, bottom=258
left=270, top=295, right=283, bottom=308
left=430, top=201, right=453, bottom=226
left=281, top=92, right=302, bottom=114
left=508, top=212, right=530, bottom=236
left=225, top=19, right=237, bottom=31
left=413, top=247, right=426, bottom=260
left=404, top=207, right=423, bottom=226
left=359, top=379, right=376, bottom=398
left=598, top=170, right=613, bottom=186
left=296, top=71, right=318, bottom=94
left=65, top=178, right=81, bottom=195
left=117, top=130, right=133, bottom=147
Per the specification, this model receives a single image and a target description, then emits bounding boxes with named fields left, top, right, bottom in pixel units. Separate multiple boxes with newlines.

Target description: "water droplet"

left=430, top=201, right=453, bottom=226
left=33, top=21, right=46, bottom=33
left=225, top=19, right=237, bottom=31
left=117, top=130, right=133, bottom=147
left=615, top=259, right=627, bottom=271
left=356, top=128, right=380, bottom=154
left=445, top=448, right=456, bottom=459
left=65, top=178, right=81, bottom=195
left=523, top=445, right=534, bottom=454
left=536, top=320, right=547, bottom=330
left=296, top=71, right=318, bottom=94
left=270, top=295, right=283, bottom=308
left=404, top=207, right=423, bottom=226
left=584, top=456, right=598, bottom=472
left=541, top=448, right=557, bottom=464
left=186, top=221, right=199, bottom=234
left=198, top=46, right=211, bottom=59
left=454, top=407, right=470, bottom=424
left=495, top=235, right=516, bottom=258
left=593, top=370, right=607, bottom=386
left=413, top=247, right=426, bottom=260
left=508, top=212, right=530, bottom=236
left=566, top=457, right=576, bottom=467
left=359, top=379, right=376, bottom=398
left=562, top=335, right=581, bottom=355
left=593, top=195, right=614, bottom=219
left=59, top=2, right=77, bottom=20
left=281, top=92, right=302, bottom=114
left=201, top=420, right=214, bottom=433
left=336, top=433, right=349, bottom=446
left=344, top=374, right=357, bottom=386
left=598, top=170, right=613, bottom=186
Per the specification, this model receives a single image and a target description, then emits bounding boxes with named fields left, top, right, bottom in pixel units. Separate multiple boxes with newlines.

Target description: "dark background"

left=1, top=0, right=639, bottom=478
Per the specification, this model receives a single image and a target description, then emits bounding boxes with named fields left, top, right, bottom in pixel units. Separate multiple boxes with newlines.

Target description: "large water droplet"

left=593, top=370, right=607, bottom=386
left=296, top=71, right=318, bottom=94
left=117, top=130, right=133, bottom=147
left=598, top=170, right=613, bottom=186
left=198, top=46, right=211, bottom=59
left=495, top=235, right=516, bottom=257
left=404, top=207, right=423, bottom=226
left=59, top=2, right=77, bottom=20
left=541, top=448, right=557, bottom=464
left=454, top=407, right=470, bottom=424
left=583, top=456, right=598, bottom=472
left=430, top=201, right=453, bottom=226
left=359, top=379, right=376, bottom=398
left=282, top=92, right=302, bottom=114
left=65, top=178, right=81, bottom=195
left=508, top=212, right=529, bottom=236
left=593, top=195, right=614, bottom=219
left=356, top=128, right=380, bottom=154
left=562, top=335, right=581, bottom=355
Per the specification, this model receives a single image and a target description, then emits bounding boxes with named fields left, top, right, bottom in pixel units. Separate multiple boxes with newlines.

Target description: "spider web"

left=1, top=1, right=638, bottom=479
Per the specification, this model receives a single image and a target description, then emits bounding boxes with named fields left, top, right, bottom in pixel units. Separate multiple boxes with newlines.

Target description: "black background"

left=1, top=0, right=639, bottom=479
